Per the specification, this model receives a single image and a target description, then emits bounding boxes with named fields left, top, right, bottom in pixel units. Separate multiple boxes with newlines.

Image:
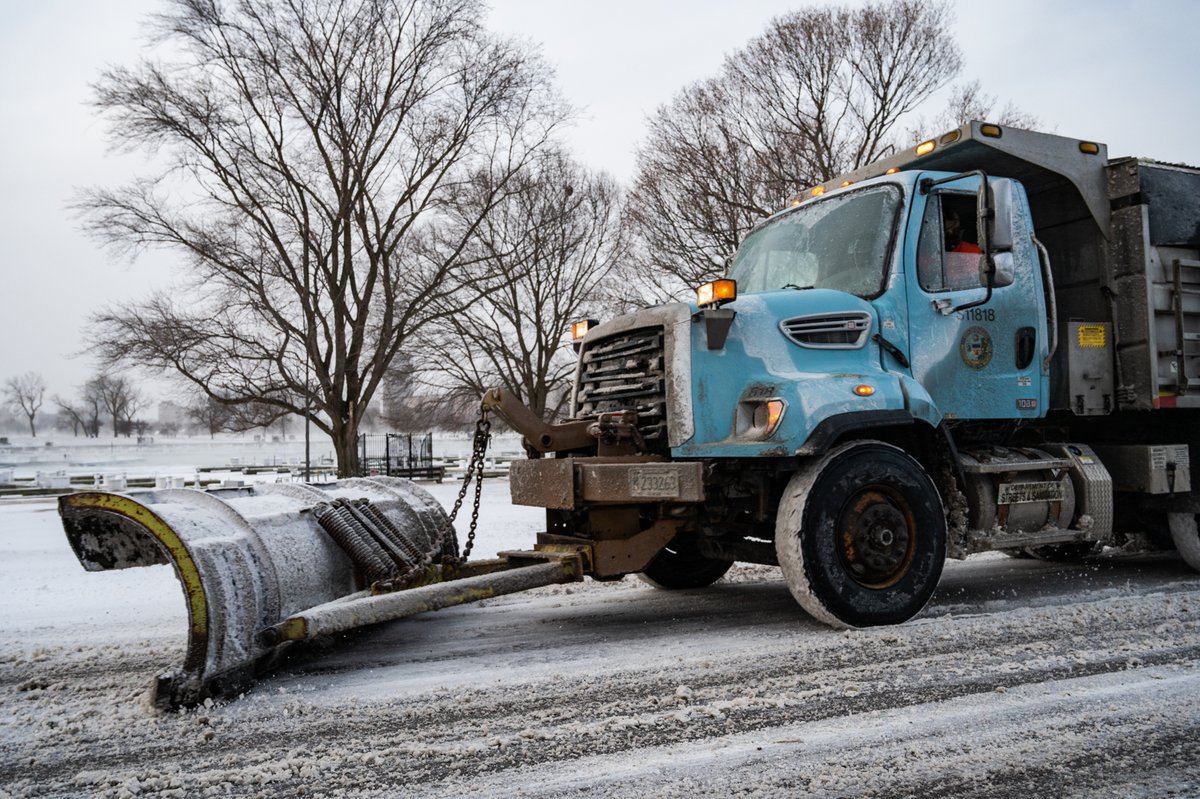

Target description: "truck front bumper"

left=510, top=458, right=706, bottom=509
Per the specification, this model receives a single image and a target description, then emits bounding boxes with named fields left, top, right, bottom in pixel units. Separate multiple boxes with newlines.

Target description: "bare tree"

left=626, top=0, right=964, bottom=298
left=417, top=150, right=627, bottom=421
left=78, top=0, right=564, bottom=476
left=907, top=80, right=1040, bottom=142
left=54, top=397, right=89, bottom=437
left=54, top=376, right=110, bottom=438
left=3, top=372, right=47, bottom=437
left=379, top=352, right=439, bottom=430
left=92, top=374, right=148, bottom=438
left=185, top=394, right=281, bottom=438
left=187, top=396, right=232, bottom=440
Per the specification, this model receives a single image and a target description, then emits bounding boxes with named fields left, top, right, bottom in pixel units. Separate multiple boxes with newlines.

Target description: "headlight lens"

left=737, top=398, right=786, bottom=439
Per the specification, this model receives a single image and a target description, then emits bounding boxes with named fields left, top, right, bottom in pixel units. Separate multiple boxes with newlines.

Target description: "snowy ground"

left=2, top=478, right=1200, bottom=798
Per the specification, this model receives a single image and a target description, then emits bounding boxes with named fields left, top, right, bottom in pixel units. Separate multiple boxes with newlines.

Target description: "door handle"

left=1015, top=326, right=1036, bottom=370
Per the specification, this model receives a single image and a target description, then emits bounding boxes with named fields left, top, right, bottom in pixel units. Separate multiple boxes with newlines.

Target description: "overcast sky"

left=1, top=0, right=1197, bottom=400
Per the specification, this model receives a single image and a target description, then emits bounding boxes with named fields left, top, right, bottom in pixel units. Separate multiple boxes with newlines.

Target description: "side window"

left=917, top=193, right=984, bottom=293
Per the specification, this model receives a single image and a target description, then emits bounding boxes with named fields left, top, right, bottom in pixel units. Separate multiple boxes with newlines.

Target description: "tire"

left=1167, top=513, right=1200, bottom=572
left=638, top=540, right=734, bottom=589
left=775, top=441, right=946, bottom=628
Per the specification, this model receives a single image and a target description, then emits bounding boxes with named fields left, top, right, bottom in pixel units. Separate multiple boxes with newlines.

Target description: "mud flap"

left=58, top=478, right=454, bottom=709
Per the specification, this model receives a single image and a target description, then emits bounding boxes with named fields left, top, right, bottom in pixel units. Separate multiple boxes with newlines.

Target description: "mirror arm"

left=949, top=278, right=994, bottom=314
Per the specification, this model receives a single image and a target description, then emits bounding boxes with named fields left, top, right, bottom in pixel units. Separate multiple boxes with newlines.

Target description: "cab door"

left=904, top=175, right=1047, bottom=421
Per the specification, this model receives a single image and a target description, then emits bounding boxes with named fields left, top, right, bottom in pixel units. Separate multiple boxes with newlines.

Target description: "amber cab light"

left=697, top=279, right=737, bottom=308
left=570, top=318, right=598, bottom=341
left=854, top=384, right=875, bottom=397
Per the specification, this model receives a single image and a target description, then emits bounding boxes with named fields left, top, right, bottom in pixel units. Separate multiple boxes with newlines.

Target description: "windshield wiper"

left=782, top=283, right=815, bottom=291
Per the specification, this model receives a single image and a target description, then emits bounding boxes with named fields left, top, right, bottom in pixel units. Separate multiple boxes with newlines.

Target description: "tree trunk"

left=28, top=416, right=36, bottom=437
left=333, top=426, right=361, bottom=478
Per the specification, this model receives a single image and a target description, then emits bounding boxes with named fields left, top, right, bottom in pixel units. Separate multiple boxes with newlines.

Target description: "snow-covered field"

left=3, top=474, right=1200, bottom=797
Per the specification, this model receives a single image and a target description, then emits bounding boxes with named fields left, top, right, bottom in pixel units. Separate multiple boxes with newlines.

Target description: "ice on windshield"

left=729, top=185, right=902, bottom=298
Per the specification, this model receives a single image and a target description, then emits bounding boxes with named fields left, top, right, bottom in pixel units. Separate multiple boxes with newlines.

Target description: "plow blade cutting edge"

left=57, top=478, right=578, bottom=710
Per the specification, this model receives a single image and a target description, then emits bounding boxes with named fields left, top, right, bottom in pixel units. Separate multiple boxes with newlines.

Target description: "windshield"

left=729, top=185, right=902, bottom=298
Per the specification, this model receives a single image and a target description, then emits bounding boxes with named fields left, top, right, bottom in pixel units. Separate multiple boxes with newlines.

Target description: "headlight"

left=735, top=398, right=786, bottom=439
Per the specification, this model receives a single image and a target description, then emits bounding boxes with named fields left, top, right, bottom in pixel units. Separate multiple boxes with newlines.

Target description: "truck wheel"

left=1167, top=513, right=1200, bottom=572
left=775, top=441, right=946, bottom=628
left=638, top=540, right=733, bottom=589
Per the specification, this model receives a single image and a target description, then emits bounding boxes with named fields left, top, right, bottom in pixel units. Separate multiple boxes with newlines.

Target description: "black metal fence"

left=358, top=432, right=444, bottom=480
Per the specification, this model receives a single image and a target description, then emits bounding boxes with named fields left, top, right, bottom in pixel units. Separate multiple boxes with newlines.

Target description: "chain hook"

left=446, top=407, right=491, bottom=562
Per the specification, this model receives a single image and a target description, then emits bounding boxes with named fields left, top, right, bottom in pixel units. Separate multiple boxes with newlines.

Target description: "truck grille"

left=576, top=327, right=668, bottom=448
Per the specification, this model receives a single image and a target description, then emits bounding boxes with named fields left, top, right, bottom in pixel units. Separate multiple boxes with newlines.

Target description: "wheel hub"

left=839, top=488, right=916, bottom=589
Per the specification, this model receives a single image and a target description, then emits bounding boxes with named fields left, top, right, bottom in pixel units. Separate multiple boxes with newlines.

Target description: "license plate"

left=997, top=481, right=1065, bottom=505
left=629, top=467, right=680, bottom=498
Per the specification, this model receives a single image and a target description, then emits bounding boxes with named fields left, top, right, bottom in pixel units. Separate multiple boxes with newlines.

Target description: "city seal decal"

left=959, top=326, right=993, bottom=370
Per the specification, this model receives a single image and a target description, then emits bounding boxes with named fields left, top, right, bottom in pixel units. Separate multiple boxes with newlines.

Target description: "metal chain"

left=446, top=410, right=491, bottom=562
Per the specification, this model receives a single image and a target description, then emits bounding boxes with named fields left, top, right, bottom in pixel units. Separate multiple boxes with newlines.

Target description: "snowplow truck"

left=491, top=121, right=1200, bottom=629
left=59, top=122, right=1200, bottom=708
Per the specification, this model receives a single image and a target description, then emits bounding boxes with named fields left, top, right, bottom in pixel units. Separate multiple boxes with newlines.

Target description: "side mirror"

left=980, top=251, right=1015, bottom=288
left=982, top=179, right=1016, bottom=252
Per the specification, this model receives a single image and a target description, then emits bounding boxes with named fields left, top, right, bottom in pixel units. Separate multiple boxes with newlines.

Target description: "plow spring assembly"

left=59, top=475, right=584, bottom=710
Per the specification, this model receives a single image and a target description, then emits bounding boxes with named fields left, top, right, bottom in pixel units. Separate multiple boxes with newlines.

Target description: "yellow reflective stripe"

left=66, top=493, right=208, bottom=637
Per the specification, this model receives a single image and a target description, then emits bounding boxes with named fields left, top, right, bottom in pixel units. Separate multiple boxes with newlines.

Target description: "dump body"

left=1107, top=159, right=1200, bottom=409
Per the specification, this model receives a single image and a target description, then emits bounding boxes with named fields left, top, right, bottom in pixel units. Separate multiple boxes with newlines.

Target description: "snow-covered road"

left=2, top=486, right=1200, bottom=798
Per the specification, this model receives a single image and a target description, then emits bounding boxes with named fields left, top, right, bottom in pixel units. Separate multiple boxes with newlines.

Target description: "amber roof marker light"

left=696, top=279, right=737, bottom=309
left=695, top=279, right=737, bottom=351
left=569, top=318, right=598, bottom=352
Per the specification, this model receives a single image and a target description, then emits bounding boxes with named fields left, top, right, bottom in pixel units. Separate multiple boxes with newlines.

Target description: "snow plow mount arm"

left=481, top=387, right=594, bottom=454
left=259, top=548, right=586, bottom=646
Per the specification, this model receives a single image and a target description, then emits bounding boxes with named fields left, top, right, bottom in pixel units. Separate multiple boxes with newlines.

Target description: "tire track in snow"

left=3, top=559, right=1199, bottom=798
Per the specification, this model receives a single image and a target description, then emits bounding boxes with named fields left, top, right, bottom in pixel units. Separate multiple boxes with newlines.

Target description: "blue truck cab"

left=498, top=122, right=1200, bottom=628
left=679, top=168, right=1048, bottom=459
